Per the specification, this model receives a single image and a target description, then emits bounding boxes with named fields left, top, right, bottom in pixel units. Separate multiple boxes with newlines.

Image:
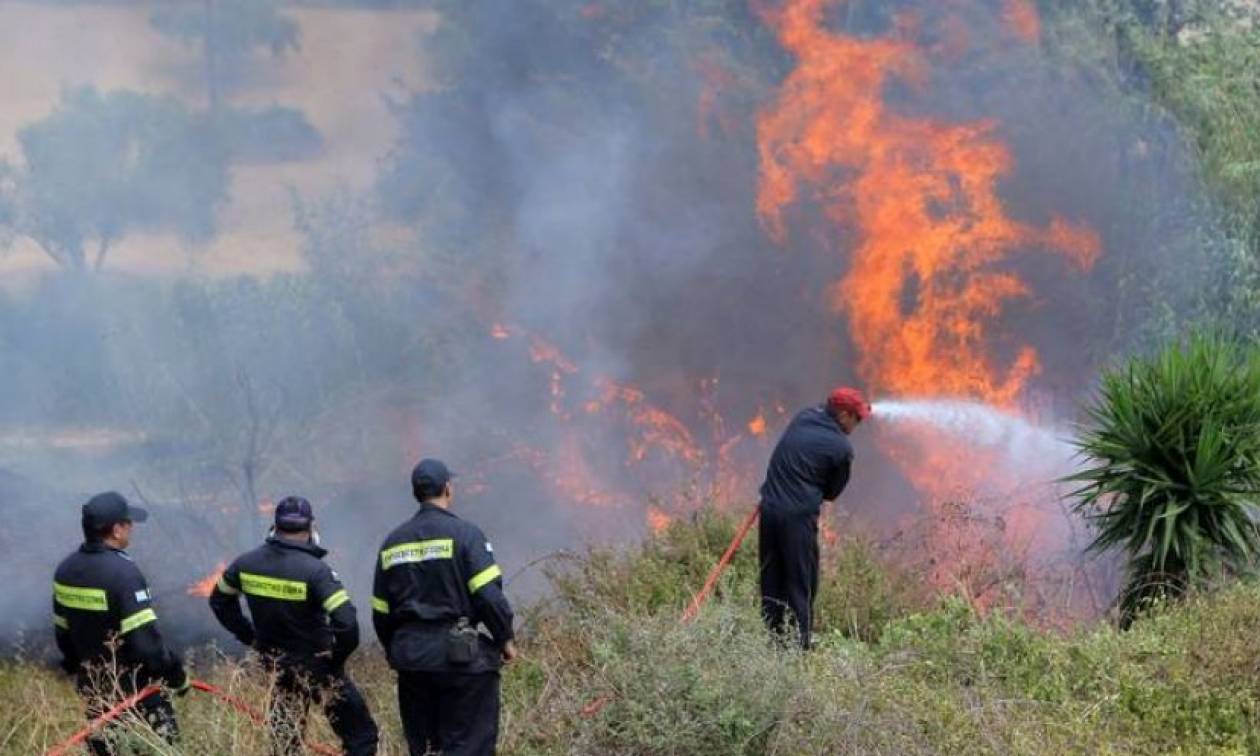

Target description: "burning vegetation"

left=0, top=0, right=1242, bottom=695
left=7, top=0, right=1260, bottom=749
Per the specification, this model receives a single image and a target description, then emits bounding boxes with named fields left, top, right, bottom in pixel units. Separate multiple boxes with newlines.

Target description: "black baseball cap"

left=411, top=458, right=455, bottom=499
left=82, top=491, right=148, bottom=532
left=274, top=496, right=314, bottom=532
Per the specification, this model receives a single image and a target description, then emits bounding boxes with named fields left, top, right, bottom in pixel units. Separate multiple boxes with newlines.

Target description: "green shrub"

left=1068, top=333, right=1260, bottom=622
left=16, top=510, right=1260, bottom=754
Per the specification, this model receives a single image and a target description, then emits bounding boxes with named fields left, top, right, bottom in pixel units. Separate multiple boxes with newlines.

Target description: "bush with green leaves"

left=1068, top=333, right=1260, bottom=621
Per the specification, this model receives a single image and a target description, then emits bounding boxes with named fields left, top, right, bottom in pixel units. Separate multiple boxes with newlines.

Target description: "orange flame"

left=646, top=505, right=674, bottom=535
left=757, top=0, right=1103, bottom=616
left=487, top=324, right=772, bottom=529
left=587, top=377, right=705, bottom=467
left=747, top=412, right=767, bottom=437
left=186, top=561, right=227, bottom=598
left=756, top=0, right=1099, bottom=405
left=1003, top=0, right=1041, bottom=44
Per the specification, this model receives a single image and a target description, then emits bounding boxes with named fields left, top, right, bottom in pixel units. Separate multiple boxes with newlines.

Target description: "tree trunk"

left=92, top=236, right=111, bottom=273
left=204, top=0, right=222, bottom=113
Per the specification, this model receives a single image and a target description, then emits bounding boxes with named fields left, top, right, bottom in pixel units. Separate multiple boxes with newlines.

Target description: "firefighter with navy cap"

left=209, top=496, right=379, bottom=756
left=758, top=387, right=870, bottom=649
left=53, top=491, right=190, bottom=755
left=373, top=458, right=517, bottom=756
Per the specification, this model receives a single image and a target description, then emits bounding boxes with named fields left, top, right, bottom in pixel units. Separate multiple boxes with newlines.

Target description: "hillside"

left=9, top=509, right=1260, bottom=754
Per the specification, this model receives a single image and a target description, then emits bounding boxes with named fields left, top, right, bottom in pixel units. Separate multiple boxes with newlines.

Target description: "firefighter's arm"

left=462, top=529, right=514, bottom=646
left=311, top=566, right=358, bottom=667
left=115, top=570, right=188, bottom=693
left=52, top=591, right=80, bottom=676
left=823, top=453, right=852, bottom=501
left=208, top=562, right=255, bottom=647
left=371, top=554, right=396, bottom=650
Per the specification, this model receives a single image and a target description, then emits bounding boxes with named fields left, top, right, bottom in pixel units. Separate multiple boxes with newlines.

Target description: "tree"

left=1068, top=334, right=1260, bottom=624
left=150, top=0, right=299, bottom=111
left=0, top=87, right=228, bottom=272
left=148, top=2, right=321, bottom=163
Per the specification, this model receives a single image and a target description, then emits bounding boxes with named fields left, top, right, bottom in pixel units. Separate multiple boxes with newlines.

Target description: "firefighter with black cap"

left=373, top=458, right=517, bottom=756
left=53, top=491, right=190, bottom=755
left=759, top=387, right=871, bottom=649
left=209, top=496, right=379, bottom=756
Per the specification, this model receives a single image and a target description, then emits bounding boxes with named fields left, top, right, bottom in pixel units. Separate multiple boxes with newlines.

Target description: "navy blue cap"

left=274, top=496, right=314, bottom=532
left=411, top=458, right=454, bottom=499
left=82, top=491, right=148, bottom=532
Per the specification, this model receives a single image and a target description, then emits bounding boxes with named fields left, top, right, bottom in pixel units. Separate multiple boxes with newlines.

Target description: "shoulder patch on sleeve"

left=134, top=589, right=151, bottom=603
left=485, top=542, right=493, bottom=554
left=330, top=570, right=340, bottom=582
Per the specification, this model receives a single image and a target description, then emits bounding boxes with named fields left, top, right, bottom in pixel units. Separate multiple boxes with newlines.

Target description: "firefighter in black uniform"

left=209, top=496, right=379, bottom=756
left=759, top=387, right=870, bottom=649
left=373, top=458, right=517, bottom=756
left=53, top=491, right=190, bottom=755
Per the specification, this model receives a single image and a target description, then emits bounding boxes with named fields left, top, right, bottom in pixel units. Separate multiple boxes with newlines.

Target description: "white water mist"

left=871, top=398, right=1076, bottom=480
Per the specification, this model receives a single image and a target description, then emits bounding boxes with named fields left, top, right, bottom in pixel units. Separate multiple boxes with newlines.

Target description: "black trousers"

left=397, top=670, right=500, bottom=756
left=758, top=505, right=820, bottom=649
left=269, top=660, right=380, bottom=756
left=82, top=688, right=177, bottom=756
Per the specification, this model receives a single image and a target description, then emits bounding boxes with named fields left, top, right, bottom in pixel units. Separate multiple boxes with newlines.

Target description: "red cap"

left=827, top=386, right=871, bottom=421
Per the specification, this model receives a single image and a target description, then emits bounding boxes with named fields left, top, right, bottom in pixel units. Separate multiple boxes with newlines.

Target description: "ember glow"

left=186, top=561, right=227, bottom=598
left=484, top=325, right=775, bottom=532
left=1003, top=0, right=1042, bottom=44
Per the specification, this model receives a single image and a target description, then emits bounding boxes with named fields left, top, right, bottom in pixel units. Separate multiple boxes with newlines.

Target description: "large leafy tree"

left=149, top=2, right=320, bottom=164
left=1068, top=334, right=1260, bottom=623
left=0, top=88, right=228, bottom=272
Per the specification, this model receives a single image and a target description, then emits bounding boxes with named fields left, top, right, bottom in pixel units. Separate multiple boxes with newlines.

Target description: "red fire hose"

left=46, top=679, right=339, bottom=756
left=680, top=506, right=760, bottom=624
left=582, top=505, right=760, bottom=718
left=46, top=684, right=161, bottom=756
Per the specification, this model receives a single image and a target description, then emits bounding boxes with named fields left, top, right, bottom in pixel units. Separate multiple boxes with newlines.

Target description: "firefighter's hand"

left=502, top=640, right=519, bottom=664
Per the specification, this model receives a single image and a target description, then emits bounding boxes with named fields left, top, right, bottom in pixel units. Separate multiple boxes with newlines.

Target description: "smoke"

left=0, top=0, right=1225, bottom=649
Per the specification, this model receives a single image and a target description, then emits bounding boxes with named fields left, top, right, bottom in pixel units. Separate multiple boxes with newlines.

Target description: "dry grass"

left=9, top=508, right=1260, bottom=754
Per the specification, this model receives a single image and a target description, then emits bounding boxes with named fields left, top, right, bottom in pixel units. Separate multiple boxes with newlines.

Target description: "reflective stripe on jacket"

left=209, top=536, right=359, bottom=665
left=52, top=542, right=186, bottom=691
left=372, top=502, right=514, bottom=674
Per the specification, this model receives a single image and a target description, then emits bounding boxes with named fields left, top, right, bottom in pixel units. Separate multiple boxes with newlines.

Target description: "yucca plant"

left=1067, top=334, right=1260, bottom=624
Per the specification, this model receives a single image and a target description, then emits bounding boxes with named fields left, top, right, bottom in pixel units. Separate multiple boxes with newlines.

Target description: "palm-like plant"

left=1068, top=334, right=1260, bottom=623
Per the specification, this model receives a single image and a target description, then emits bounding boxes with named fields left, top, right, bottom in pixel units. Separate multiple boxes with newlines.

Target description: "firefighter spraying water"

left=757, top=387, right=869, bottom=649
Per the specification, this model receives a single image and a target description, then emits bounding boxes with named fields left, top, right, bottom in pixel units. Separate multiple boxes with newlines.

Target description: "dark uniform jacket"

left=372, top=503, right=514, bottom=675
left=209, top=536, right=359, bottom=667
left=52, top=542, right=187, bottom=691
left=759, top=405, right=854, bottom=516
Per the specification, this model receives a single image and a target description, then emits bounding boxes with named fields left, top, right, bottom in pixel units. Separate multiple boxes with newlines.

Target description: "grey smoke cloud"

left=0, top=1, right=1223, bottom=649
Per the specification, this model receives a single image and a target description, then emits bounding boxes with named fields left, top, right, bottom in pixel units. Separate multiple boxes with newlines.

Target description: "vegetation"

left=150, top=0, right=299, bottom=110
left=0, top=88, right=228, bottom=272
left=1046, top=0, right=1260, bottom=334
left=1068, top=334, right=1260, bottom=622
left=9, top=509, right=1260, bottom=754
